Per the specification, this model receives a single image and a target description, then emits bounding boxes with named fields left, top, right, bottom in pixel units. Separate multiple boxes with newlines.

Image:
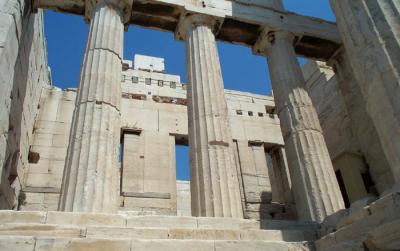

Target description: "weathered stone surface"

left=35, top=238, right=131, bottom=251
left=127, top=216, right=197, bottom=229
left=168, top=229, right=240, bottom=240
left=46, top=211, right=126, bottom=227
left=317, top=191, right=400, bottom=250
left=214, top=240, right=307, bottom=251
left=184, top=14, right=243, bottom=218
left=131, top=239, right=214, bottom=251
left=365, top=219, right=400, bottom=251
left=330, top=0, right=400, bottom=184
left=336, top=196, right=376, bottom=229
left=35, top=0, right=341, bottom=61
left=326, top=51, right=394, bottom=194
left=59, top=0, right=125, bottom=213
left=86, top=227, right=168, bottom=239
left=240, top=229, right=316, bottom=242
left=0, top=2, right=51, bottom=210
left=0, top=236, right=35, bottom=251
left=259, top=30, right=345, bottom=222
left=121, top=131, right=177, bottom=214
left=197, top=217, right=258, bottom=230
left=0, top=210, right=46, bottom=224
left=0, top=224, right=85, bottom=238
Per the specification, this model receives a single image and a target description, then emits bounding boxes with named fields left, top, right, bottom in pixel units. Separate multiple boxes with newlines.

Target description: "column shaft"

left=59, top=1, right=124, bottom=212
left=330, top=0, right=400, bottom=183
left=186, top=22, right=243, bottom=218
left=330, top=51, right=394, bottom=193
left=265, top=32, right=345, bottom=222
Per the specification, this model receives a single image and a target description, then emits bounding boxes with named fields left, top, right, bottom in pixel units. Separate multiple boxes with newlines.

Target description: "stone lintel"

left=34, top=0, right=341, bottom=60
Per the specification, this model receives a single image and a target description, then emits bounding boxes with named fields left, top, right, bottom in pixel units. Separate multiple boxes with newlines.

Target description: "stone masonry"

left=22, top=55, right=292, bottom=221
left=0, top=0, right=51, bottom=209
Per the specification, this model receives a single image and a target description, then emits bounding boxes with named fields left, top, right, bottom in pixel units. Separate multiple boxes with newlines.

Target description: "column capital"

left=253, top=30, right=295, bottom=56
left=326, top=46, right=345, bottom=69
left=84, top=0, right=133, bottom=24
left=175, top=13, right=224, bottom=41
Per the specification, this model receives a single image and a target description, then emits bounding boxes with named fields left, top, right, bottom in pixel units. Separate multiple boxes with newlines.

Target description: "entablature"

left=34, top=0, right=341, bottom=60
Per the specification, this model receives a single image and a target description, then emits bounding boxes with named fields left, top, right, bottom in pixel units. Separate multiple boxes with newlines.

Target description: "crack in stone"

left=78, top=100, right=120, bottom=112
left=89, top=47, right=122, bottom=61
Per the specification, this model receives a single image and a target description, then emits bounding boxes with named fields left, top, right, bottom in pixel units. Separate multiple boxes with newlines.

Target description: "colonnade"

left=58, top=0, right=399, bottom=223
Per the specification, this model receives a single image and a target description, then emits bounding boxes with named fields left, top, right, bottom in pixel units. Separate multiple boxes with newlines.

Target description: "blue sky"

left=44, top=1, right=335, bottom=180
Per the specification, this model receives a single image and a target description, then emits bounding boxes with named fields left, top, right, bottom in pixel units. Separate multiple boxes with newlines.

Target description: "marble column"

left=256, top=31, right=345, bottom=222
left=329, top=50, right=394, bottom=194
left=180, top=14, right=243, bottom=218
left=59, top=0, right=131, bottom=212
left=330, top=0, right=400, bottom=185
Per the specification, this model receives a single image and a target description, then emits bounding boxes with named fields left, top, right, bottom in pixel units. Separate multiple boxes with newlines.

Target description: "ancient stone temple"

left=0, top=0, right=399, bottom=250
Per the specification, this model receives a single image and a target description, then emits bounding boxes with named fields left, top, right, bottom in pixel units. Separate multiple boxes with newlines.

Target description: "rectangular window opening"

left=145, top=78, right=151, bottom=85
left=175, top=142, right=190, bottom=181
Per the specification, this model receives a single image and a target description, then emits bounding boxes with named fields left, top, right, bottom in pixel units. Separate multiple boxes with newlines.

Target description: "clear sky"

left=44, top=0, right=335, bottom=180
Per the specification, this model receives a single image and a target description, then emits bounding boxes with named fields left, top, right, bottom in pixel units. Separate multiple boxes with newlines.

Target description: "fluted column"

left=330, top=0, right=400, bottom=185
left=180, top=14, right=243, bottom=218
left=257, top=31, right=345, bottom=222
left=59, top=0, right=131, bottom=212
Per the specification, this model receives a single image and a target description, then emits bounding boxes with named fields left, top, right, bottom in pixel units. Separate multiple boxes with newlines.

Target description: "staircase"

left=0, top=211, right=318, bottom=250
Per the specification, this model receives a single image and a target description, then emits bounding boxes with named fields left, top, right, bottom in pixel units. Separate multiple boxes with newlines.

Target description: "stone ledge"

left=0, top=211, right=46, bottom=224
left=0, top=210, right=319, bottom=231
left=0, top=223, right=315, bottom=242
left=45, top=211, right=126, bottom=227
left=0, top=237, right=311, bottom=251
left=0, top=223, right=85, bottom=238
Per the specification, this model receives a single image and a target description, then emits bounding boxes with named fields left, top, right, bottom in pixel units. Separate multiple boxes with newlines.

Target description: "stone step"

left=0, top=210, right=317, bottom=231
left=0, top=210, right=317, bottom=251
left=0, top=236, right=312, bottom=251
left=0, top=223, right=317, bottom=242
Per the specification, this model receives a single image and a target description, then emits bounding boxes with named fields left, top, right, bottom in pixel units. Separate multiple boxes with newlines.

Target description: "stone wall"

left=0, top=0, right=51, bottom=209
left=176, top=180, right=191, bottom=216
left=22, top=87, right=75, bottom=210
left=21, top=60, right=291, bottom=219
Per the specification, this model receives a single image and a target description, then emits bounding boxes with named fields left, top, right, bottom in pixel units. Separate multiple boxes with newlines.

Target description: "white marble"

left=59, top=0, right=130, bottom=212
left=184, top=14, right=243, bottom=218
left=330, top=0, right=400, bottom=185
left=260, top=31, right=345, bottom=222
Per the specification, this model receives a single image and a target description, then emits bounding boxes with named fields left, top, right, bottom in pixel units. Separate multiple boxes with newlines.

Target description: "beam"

left=34, top=0, right=341, bottom=60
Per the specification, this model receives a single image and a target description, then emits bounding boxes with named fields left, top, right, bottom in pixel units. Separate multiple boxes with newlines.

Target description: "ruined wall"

left=21, top=59, right=290, bottom=219
left=0, top=0, right=51, bottom=209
